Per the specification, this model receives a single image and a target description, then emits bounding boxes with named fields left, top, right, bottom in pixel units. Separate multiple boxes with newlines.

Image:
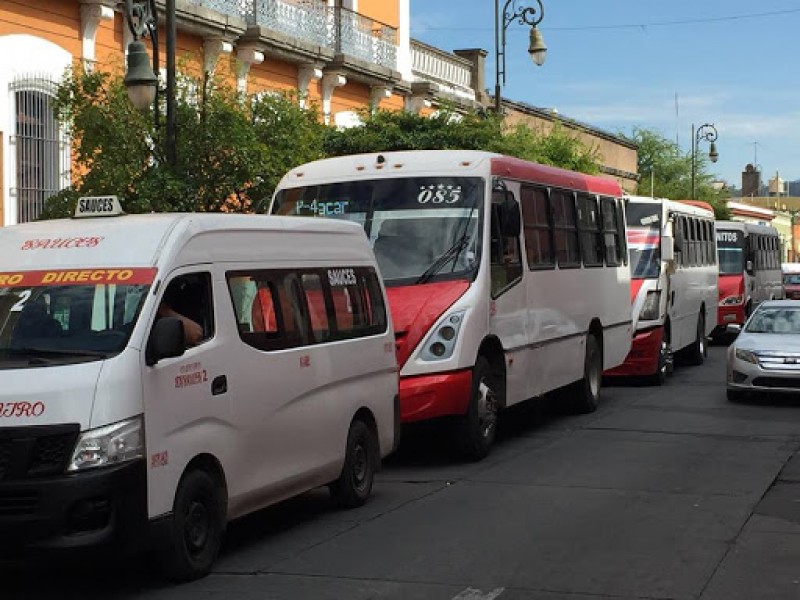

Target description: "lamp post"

left=494, top=0, right=547, bottom=113
left=691, top=122, right=718, bottom=200
left=123, top=0, right=177, bottom=167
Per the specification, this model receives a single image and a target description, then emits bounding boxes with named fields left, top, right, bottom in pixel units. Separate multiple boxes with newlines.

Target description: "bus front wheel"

left=455, top=357, right=498, bottom=461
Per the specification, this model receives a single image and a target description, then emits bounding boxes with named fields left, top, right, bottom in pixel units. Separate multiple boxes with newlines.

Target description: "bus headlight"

left=720, top=295, right=744, bottom=306
left=420, top=310, right=465, bottom=361
left=68, top=416, right=144, bottom=472
left=639, top=291, right=661, bottom=321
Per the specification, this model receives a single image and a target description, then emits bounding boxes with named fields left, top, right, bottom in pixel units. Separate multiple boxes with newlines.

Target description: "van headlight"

left=68, top=416, right=144, bottom=472
left=720, top=295, right=744, bottom=306
left=419, top=310, right=465, bottom=361
left=639, top=291, right=661, bottom=321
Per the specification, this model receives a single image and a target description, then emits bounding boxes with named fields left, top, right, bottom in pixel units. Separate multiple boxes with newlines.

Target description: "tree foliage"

left=44, top=70, right=602, bottom=219
left=631, top=127, right=729, bottom=219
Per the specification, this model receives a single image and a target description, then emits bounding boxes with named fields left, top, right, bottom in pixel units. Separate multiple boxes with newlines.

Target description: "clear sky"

left=410, top=0, right=800, bottom=187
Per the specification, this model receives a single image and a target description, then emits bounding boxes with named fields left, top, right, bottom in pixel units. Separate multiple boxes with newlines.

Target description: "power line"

left=413, top=8, right=800, bottom=34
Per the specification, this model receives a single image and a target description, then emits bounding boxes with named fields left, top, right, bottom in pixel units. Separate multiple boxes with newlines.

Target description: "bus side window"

left=490, top=193, right=523, bottom=297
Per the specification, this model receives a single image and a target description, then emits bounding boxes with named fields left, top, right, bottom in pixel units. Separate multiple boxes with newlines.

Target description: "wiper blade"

left=416, top=234, right=471, bottom=285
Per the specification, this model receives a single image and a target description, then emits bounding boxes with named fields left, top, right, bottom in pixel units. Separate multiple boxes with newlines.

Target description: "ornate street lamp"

left=691, top=123, right=719, bottom=200
left=494, top=0, right=547, bottom=113
left=123, top=0, right=177, bottom=166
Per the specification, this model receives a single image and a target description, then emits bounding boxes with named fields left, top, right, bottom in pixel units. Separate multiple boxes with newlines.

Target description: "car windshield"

left=717, top=229, right=744, bottom=275
left=0, top=269, right=154, bottom=368
left=625, top=204, right=661, bottom=280
left=784, top=274, right=800, bottom=285
left=272, top=177, right=484, bottom=285
left=745, top=307, right=800, bottom=334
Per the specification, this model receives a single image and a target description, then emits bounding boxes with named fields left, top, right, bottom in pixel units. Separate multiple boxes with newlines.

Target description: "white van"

left=0, top=199, right=398, bottom=580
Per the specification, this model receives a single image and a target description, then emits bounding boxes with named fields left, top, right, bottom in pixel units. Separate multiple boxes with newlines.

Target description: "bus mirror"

left=662, top=234, right=675, bottom=262
left=146, top=317, right=186, bottom=366
left=746, top=260, right=754, bottom=274
left=500, top=195, right=521, bottom=238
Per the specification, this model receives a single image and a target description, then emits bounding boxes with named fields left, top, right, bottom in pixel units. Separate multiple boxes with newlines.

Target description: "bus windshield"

left=0, top=273, right=151, bottom=369
left=716, top=229, right=744, bottom=275
left=626, top=204, right=661, bottom=280
left=272, top=177, right=484, bottom=285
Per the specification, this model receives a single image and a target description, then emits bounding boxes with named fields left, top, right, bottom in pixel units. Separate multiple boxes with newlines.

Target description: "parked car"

left=727, top=300, right=800, bottom=401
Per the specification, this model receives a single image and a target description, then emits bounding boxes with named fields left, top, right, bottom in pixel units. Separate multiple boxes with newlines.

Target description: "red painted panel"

left=490, top=156, right=622, bottom=197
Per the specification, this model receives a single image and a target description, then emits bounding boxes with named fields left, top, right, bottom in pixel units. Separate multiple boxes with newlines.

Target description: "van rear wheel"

left=157, top=469, right=226, bottom=582
left=330, top=419, right=377, bottom=508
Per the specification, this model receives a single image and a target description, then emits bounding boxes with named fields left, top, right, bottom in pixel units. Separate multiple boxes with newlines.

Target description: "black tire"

left=330, top=419, right=377, bottom=508
left=157, top=469, right=226, bottom=583
left=454, top=357, right=499, bottom=461
left=645, top=334, right=672, bottom=386
left=570, top=335, right=602, bottom=413
left=686, top=312, right=707, bottom=366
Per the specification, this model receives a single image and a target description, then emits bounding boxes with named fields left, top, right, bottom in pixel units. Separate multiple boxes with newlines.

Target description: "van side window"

left=159, top=273, right=214, bottom=345
left=227, top=267, right=386, bottom=352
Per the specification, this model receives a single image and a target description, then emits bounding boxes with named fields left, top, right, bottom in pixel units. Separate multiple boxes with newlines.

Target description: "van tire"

left=330, top=419, right=377, bottom=508
left=157, top=469, right=226, bottom=582
left=454, top=357, right=498, bottom=461
left=569, top=335, right=602, bottom=413
left=686, top=313, right=707, bottom=366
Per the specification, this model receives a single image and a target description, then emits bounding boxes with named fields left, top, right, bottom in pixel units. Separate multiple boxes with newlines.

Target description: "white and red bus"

left=713, top=221, right=784, bottom=337
left=605, top=196, right=718, bottom=384
left=271, top=150, right=632, bottom=459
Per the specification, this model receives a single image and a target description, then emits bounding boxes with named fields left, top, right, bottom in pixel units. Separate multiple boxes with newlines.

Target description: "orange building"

left=0, top=0, right=638, bottom=225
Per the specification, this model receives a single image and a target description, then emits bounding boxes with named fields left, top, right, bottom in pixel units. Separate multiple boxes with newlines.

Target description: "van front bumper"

left=399, top=369, right=473, bottom=423
left=0, top=459, right=147, bottom=551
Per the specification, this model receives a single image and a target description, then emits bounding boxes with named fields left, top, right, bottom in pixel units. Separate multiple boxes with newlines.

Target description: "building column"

left=204, top=38, right=233, bottom=77
left=79, top=1, right=115, bottom=70
left=321, top=71, right=347, bottom=124
left=297, top=64, right=323, bottom=109
left=236, top=46, right=265, bottom=95
left=370, top=86, right=392, bottom=111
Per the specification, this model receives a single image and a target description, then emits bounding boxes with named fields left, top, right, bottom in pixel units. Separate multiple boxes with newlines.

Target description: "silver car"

left=727, top=300, right=800, bottom=401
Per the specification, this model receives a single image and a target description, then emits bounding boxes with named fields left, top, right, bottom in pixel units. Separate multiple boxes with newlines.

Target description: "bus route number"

left=716, top=231, right=739, bottom=243
left=417, top=185, right=462, bottom=205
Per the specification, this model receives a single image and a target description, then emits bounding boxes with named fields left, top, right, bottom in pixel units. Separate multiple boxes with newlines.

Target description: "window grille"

left=10, top=74, right=69, bottom=223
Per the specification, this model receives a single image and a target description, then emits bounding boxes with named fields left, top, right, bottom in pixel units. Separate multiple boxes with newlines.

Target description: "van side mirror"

left=146, top=317, right=186, bottom=366
left=661, top=233, right=675, bottom=263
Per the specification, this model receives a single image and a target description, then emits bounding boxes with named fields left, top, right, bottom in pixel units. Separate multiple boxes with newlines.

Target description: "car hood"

left=736, top=332, right=800, bottom=353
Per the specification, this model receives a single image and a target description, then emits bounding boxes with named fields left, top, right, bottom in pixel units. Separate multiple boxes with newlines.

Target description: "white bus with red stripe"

left=272, top=150, right=633, bottom=459
left=712, top=221, right=784, bottom=338
left=606, top=196, right=718, bottom=384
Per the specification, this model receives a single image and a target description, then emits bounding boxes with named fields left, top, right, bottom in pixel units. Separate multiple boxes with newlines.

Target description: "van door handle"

left=211, top=375, right=227, bottom=396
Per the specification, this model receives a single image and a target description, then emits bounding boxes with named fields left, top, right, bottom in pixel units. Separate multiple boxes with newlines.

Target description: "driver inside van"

left=157, top=302, right=203, bottom=347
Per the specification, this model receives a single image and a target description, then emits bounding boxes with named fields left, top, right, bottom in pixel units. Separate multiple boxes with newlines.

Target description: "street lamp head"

left=123, top=41, right=158, bottom=110
left=708, top=141, right=719, bottom=164
left=528, top=26, right=547, bottom=66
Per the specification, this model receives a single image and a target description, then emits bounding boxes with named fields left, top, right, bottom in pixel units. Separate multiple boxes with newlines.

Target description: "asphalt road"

left=6, top=345, right=800, bottom=600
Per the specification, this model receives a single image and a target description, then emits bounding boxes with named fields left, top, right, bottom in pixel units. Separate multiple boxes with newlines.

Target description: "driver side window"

left=490, top=189, right=523, bottom=297
left=158, top=273, right=214, bottom=346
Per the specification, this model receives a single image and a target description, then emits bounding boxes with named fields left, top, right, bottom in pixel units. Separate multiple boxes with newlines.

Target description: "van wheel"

left=330, top=419, right=377, bottom=508
left=570, top=335, right=602, bottom=413
left=454, top=357, right=498, bottom=461
left=686, top=313, right=707, bottom=366
left=157, top=469, right=226, bottom=582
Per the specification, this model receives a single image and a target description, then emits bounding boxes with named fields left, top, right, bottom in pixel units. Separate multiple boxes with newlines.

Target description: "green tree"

left=631, top=127, right=729, bottom=219
left=44, top=68, right=325, bottom=218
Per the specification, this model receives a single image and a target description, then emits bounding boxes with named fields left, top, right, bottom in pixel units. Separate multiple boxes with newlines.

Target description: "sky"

left=410, top=0, right=800, bottom=187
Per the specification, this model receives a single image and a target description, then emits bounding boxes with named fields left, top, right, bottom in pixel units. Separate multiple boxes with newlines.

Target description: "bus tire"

left=647, top=335, right=671, bottom=386
left=330, top=419, right=377, bottom=508
left=455, top=357, right=498, bottom=461
left=686, top=312, right=707, bottom=366
left=570, top=334, right=602, bottom=413
left=157, top=468, right=226, bottom=582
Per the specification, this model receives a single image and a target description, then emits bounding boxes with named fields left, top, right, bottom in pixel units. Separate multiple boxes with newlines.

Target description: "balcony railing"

left=410, top=40, right=475, bottom=101
left=196, top=0, right=398, bottom=70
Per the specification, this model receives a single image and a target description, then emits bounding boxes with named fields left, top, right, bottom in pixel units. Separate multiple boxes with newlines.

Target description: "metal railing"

left=188, top=0, right=398, bottom=70
left=410, top=40, right=475, bottom=100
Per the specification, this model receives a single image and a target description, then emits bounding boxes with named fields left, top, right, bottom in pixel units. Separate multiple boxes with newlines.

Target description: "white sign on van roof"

left=74, top=196, right=124, bottom=218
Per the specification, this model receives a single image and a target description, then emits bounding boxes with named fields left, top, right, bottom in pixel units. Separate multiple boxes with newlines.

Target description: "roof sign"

left=74, top=196, right=124, bottom=218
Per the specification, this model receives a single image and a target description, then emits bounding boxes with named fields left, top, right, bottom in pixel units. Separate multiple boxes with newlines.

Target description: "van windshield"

left=0, top=268, right=155, bottom=368
left=272, top=177, right=484, bottom=285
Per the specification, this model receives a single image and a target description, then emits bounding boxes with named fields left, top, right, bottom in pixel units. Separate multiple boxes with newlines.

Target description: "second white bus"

left=606, top=196, right=718, bottom=384
left=271, top=150, right=633, bottom=459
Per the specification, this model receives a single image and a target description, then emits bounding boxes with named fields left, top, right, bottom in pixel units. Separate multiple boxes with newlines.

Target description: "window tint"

left=600, top=197, right=622, bottom=266
left=520, top=185, right=554, bottom=268
left=227, top=267, right=386, bottom=352
left=159, top=272, right=214, bottom=345
left=552, top=190, right=580, bottom=267
left=577, top=194, right=603, bottom=267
